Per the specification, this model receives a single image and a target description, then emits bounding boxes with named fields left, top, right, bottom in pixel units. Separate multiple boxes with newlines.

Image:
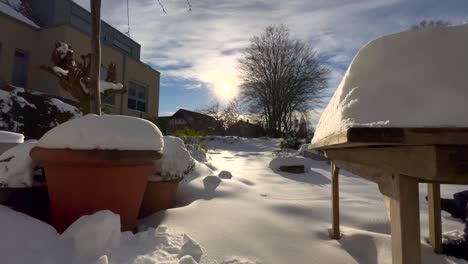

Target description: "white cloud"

left=73, top=0, right=468, bottom=124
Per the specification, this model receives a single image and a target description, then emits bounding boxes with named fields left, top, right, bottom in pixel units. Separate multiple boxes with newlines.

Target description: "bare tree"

left=412, top=19, right=452, bottom=29
left=199, top=99, right=243, bottom=130
left=221, top=99, right=242, bottom=128
left=238, top=25, right=329, bottom=137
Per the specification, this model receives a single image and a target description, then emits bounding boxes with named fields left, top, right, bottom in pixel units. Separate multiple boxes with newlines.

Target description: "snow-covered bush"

left=280, top=135, right=302, bottom=149
left=0, top=87, right=81, bottom=139
left=0, top=141, right=40, bottom=187
left=171, top=128, right=208, bottom=150
left=185, top=144, right=207, bottom=163
left=151, top=136, right=195, bottom=182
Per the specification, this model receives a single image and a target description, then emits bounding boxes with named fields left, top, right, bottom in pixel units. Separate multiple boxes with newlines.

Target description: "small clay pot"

left=30, top=147, right=161, bottom=233
left=139, top=179, right=180, bottom=218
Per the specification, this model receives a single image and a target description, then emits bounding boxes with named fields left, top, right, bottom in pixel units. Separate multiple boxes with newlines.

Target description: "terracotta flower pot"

left=139, top=179, right=180, bottom=218
left=30, top=147, right=162, bottom=233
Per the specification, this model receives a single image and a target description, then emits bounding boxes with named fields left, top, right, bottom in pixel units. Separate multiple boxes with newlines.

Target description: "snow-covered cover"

left=151, top=136, right=195, bottom=182
left=268, top=154, right=311, bottom=171
left=0, top=131, right=24, bottom=143
left=0, top=140, right=37, bottom=187
left=38, top=115, right=163, bottom=151
left=312, top=24, right=468, bottom=144
left=0, top=1, right=39, bottom=28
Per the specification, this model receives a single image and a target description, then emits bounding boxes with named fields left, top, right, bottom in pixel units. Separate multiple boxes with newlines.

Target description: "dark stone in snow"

left=279, top=165, right=305, bottom=173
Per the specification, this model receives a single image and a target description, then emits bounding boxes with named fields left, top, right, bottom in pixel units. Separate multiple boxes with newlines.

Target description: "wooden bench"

left=311, top=127, right=468, bottom=264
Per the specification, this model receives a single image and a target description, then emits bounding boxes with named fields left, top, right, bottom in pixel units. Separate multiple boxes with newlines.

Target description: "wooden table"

left=311, top=127, right=468, bottom=264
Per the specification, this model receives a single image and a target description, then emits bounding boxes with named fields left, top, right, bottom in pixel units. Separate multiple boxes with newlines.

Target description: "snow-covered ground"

left=141, top=137, right=468, bottom=264
left=1, top=137, right=467, bottom=263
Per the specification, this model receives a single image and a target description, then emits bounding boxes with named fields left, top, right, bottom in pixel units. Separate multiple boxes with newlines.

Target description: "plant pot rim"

left=30, top=147, right=162, bottom=165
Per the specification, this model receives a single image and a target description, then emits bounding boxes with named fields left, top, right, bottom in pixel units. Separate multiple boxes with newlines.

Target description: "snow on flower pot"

left=0, top=131, right=24, bottom=154
left=30, top=115, right=163, bottom=233
left=0, top=140, right=50, bottom=222
left=139, top=136, right=195, bottom=218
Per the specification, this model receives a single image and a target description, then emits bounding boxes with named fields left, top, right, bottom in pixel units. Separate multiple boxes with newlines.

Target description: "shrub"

left=280, top=136, right=302, bottom=149
left=0, top=87, right=81, bottom=139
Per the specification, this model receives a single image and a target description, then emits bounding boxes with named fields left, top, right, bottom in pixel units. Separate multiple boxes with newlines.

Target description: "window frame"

left=127, top=81, right=148, bottom=113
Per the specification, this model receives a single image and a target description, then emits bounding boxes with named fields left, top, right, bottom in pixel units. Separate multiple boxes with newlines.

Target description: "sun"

left=214, top=82, right=238, bottom=101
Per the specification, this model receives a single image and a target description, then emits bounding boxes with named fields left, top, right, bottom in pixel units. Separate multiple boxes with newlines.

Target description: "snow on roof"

left=312, top=24, right=468, bottom=144
left=0, top=1, right=39, bottom=29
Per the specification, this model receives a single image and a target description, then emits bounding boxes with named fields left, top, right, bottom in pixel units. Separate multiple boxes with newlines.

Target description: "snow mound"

left=151, top=136, right=195, bottom=182
left=313, top=24, right=468, bottom=144
left=178, top=234, right=204, bottom=262
left=0, top=131, right=24, bottom=143
left=0, top=140, right=38, bottom=187
left=95, top=255, right=109, bottom=264
left=179, top=255, right=198, bottom=264
left=38, top=115, right=163, bottom=151
left=221, top=257, right=258, bottom=264
left=269, top=155, right=311, bottom=171
left=61, top=210, right=121, bottom=259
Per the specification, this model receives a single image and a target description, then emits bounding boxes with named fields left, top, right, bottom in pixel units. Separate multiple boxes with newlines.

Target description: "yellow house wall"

left=0, top=17, right=160, bottom=119
left=0, top=14, right=38, bottom=87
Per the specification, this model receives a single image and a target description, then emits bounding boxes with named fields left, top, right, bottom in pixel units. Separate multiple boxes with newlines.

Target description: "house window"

left=12, top=49, right=29, bottom=88
left=127, top=81, right=147, bottom=112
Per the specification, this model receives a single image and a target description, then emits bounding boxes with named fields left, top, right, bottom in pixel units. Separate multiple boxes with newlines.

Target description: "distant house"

left=226, top=120, right=264, bottom=138
left=0, top=0, right=160, bottom=119
left=159, top=109, right=220, bottom=134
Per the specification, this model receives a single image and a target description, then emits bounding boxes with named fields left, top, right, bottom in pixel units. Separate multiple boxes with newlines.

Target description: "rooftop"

left=0, top=0, right=39, bottom=28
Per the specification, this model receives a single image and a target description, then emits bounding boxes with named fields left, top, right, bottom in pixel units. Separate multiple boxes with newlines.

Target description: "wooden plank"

left=325, top=146, right=468, bottom=184
left=330, top=161, right=341, bottom=239
left=388, top=174, right=422, bottom=264
left=427, top=183, right=442, bottom=254
left=311, top=127, right=468, bottom=150
left=325, top=146, right=438, bottom=182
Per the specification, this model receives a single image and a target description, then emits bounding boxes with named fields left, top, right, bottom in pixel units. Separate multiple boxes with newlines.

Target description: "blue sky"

left=73, top=0, right=468, bottom=123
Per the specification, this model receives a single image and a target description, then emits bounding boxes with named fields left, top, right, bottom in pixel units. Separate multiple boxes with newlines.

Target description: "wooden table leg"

left=388, top=174, right=421, bottom=264
left=428, top=183, right=442, bottom=254
left=330, top=161, right=341, bottom=239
